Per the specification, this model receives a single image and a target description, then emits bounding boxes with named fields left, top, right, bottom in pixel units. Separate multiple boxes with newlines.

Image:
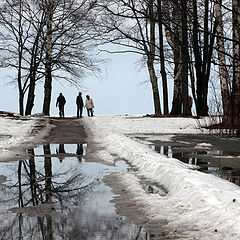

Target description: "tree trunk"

left=203, top=18, right=217, bottom=116
left=148, top=0, right=161, bottom=116
left=163, top=0, right=183, bottom=115
left=191, top=0, right=216, bottom=116
left=147, top=60, right=161, bottom=115
left=215, top=0, right=231, bottom=121
left=192, top=0, right=203, bottom=116
left=44, top=144, right=52, bottom=204
left=232, top=0, right=240, bottom=127
left=201, top=0, right=210, bottom=116
left=28, top=149, right=38, bottom=205
left=43, top=144, right=53, bottom=240
left=18, top=161, right=23, bottom=207
left=25, top=51, right=43, bottom=116
left=181, top=0, right=189, bottom=116
left=25, top=31, right=42, bottom=115
left=170, top=59, right=183, bottom=115
left=18, top=90, right=24, bottom=116
left=43, top=0, right=53, bottom=116
left=25, top=75, right=36, bottom=116
left=17, top=0, right=24, bottom=116
left=158, top=0, right=169, bottom=115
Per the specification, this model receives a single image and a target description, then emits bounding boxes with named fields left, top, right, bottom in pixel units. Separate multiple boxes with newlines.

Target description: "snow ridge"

left=84, top=115, right=240, bottom=239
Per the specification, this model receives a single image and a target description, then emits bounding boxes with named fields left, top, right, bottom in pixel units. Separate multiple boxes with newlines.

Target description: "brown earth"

left=45, top=117, right=87, bottom=144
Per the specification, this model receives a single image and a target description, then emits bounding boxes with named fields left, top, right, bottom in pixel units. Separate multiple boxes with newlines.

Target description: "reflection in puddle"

left=136, top=134, right=240, bottom=186
left=0, top=143, right=153, bottom=240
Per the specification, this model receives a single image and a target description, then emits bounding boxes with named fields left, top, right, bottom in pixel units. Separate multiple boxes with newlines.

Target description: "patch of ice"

left=195, top=142, right=213, bottom=149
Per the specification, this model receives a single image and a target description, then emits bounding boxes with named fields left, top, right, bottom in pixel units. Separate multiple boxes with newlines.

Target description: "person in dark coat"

left=76, top=92, right=84, bottom=118
left=56, top=93, right=66, bottom=118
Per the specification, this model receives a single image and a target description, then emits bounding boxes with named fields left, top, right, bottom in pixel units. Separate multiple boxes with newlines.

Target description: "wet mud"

left=46, top=117, right=87, bottom=144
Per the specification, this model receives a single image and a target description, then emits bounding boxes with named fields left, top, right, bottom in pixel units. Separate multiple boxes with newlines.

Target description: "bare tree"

left=214, top=0, right=240, bottom=131
left=181, top=0, right=190, bottom=116
left=189, top=0, right=217, bottom=116
left=148, top=0, right=162, bottom=115
left=25, top=2, right=46, bottom=115
left=42, top=0, right=54, bottom=116
left=99, top=0, right=162, bottom=115
left=215, top=0, right=230, bottom=118
left=157, top=0, right=169, bottom=114
left=232, top=0, right=240, bottom=127
left=0, top=0, right=101, bottom=116
left=162, top=0, right=183, bottom=115
left=0, top=0, right=32, bottom=115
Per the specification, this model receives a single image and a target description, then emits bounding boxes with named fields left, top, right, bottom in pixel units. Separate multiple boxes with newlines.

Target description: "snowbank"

left=83, top=115, right=240, bottom=240
left=0, top=114, right=52, bottom=160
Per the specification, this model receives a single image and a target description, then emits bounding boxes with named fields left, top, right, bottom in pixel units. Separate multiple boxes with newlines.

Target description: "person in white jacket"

left=85, top=95, right=94, bottom=117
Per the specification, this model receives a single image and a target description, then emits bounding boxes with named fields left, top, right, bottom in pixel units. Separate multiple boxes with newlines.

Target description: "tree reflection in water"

left=0, top=144, right=96, bottom=239
left=0, top=144, right=148, bottom=240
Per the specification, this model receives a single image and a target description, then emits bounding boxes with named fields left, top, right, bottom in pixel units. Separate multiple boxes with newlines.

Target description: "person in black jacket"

left=56, top=93, right=66, bottom=118
left=76, top=92, right=84, bottom=118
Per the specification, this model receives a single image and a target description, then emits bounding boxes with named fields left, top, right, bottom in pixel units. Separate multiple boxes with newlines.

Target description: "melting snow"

left=83, top=115, right=240, bottom=240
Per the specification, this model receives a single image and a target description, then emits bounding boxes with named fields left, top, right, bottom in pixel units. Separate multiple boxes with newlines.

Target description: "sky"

left=0, top=51, right=173, bottom=117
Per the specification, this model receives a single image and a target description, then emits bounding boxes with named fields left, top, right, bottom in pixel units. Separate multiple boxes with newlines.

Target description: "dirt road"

left=45, top=117, right=87, bottom=144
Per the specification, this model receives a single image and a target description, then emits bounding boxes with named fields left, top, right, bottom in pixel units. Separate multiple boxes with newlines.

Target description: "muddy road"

left=46, top=117, right=87, bottom=144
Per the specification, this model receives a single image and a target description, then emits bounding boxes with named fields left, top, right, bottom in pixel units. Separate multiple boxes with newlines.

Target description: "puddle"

left=0, top=143, right=155, bottom=240
left=133, top=134, right=240, bottom=186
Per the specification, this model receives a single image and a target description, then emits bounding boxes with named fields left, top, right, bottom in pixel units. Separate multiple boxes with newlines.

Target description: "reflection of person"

left=76, top=144, right=83, bottom=161
left=85, top=95, right=94, bottom=117
left=76, top=92, right=84, bottom=118
left=56, top=93, right=66, bottom=118
left=56, top=144, right=66, bottom=162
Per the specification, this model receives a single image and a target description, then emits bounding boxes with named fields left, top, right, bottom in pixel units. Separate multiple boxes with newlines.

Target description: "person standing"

left=188, top=95, right=193, bottom=116
left=76, top=92, right=84, bottom=118
left=56, top=93, right=66, bottom=118
left=85, top=95, right=94, bottom=117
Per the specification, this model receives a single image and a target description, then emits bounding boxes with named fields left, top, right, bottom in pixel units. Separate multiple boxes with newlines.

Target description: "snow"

left=195, top=142, right=213, bottom=149
left=1, top=113, right=240, bottom=239
left=0, top=114, right=52, bottom=160
left=83, top=115, right=240, bottom=239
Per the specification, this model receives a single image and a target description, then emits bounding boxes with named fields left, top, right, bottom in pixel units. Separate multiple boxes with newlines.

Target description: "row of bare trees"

left=96, top=0, right=214, bottom=116
left=0, top=0, right=239, bottom=129
left=97, top=0, right=240, bottom=128
left=0, top=0, right=101, bottom=116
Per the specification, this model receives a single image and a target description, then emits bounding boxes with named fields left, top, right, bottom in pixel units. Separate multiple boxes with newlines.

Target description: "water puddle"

left=0, top=143, right=156, bottom=239
left=132, top=134, right=240, bottom=186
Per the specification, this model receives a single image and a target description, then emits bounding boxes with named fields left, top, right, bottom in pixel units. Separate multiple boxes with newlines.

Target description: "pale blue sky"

left=0, top=52, right=173, bottom=116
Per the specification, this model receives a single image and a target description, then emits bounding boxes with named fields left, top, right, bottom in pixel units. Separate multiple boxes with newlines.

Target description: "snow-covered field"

left=83, top=115, right=240, bottom=240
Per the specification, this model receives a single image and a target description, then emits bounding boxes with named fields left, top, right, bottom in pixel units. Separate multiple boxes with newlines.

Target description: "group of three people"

left=56, top=92, right=94, bottom=118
